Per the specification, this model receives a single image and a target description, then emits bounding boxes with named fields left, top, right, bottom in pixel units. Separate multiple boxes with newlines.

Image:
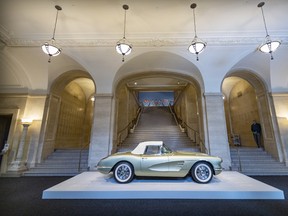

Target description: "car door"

left=140, top=145, right=170, bottom=176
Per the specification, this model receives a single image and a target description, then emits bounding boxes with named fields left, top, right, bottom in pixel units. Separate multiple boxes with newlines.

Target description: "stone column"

left=271, top=93, right=288, bottom=165
left=204, top=93, right=231, bottom=170
left=88, top=94, right=113, bottom=170
left=8, top=122, right=32, bottom=172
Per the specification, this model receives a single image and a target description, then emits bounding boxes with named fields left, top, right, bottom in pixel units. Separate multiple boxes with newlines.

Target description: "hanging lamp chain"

left=123, top=8, right=127, bottom=38
left=190, top=3, right=198, bottom=37
left=193, top=7, right=197, bottom=37
left=122, top=5, right=129, bottom=39
left=52, top=6, right=62, bottom=40
left=259, top=4, right=269, bottom=37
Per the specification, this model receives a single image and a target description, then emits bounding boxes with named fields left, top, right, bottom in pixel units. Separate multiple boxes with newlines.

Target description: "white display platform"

left=42, top=171, right=284, bottom=200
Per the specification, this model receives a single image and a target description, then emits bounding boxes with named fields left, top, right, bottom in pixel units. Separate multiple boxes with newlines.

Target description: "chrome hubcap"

left=196, top=165, right=210, bottom=180
left=116, top=165, right=131, bottom=181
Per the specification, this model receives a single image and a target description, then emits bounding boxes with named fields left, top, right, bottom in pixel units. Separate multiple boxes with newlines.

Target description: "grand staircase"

left=230, top=147, right=288, bottom=175
left=23, top=149, right=89, bottom=176
left=118, top=107, right=199, bottom=152
left=23, top=107, right=288, bottom=177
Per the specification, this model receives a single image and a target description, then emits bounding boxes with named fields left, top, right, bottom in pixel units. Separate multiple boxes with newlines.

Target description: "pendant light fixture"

left=41, top=5, right=62, bottom=63
left=116, top=4, right=132, bottom=62
left=257, top=2, right=280, bottom=60
left=188, top=3, right=206, bottom=61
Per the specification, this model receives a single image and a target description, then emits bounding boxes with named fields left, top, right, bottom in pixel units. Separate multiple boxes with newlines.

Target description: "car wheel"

left=113, top=162, right=134, bottom=183
left=191, top=162, right=213, bottom=183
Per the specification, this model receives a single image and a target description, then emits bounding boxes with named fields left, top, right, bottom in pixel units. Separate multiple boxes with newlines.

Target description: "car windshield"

left=161, top=144, right=173, bottom=154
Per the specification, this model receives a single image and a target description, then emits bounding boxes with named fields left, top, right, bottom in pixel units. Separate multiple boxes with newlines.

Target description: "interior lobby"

left=0, top=0, right=288, bottom=178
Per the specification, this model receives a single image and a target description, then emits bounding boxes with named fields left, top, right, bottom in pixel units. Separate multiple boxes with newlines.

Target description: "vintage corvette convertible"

left=96, top=141, right=222, bottom=184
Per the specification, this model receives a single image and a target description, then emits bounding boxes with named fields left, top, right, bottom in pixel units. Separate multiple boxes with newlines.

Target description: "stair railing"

left=168, top=104, right=180, bottom=126
left=168, top=105, right=207, bottom=153
left=181, top=121, right=207, bottom=154
left=78, top=142, right=90, bottom=172
left=129, top=106, right=143, bottom=133
left=117, top=106, right=142, bottom=149
left=235, top=146, right=242, bottom=172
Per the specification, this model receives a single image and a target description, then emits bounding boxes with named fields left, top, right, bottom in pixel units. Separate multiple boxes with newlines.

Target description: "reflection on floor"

left=42, top=171, right=284, bottom=200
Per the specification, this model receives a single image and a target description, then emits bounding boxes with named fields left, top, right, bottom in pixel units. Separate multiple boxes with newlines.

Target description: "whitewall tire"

left=191, top=162, right=213, bottom=183
left=113, top=162, right=134, bottom=183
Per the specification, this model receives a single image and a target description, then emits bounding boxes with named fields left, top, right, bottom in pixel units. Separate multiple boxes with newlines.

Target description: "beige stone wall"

left=0, top=94, right=46, bottom=170
left=55, top=83, right=86, bottom=149
left=226, top=80, right=259, bottom=147
left=272, top=94, right=288, bottom=164
left=174, top=85, right=199, bottom=142
left=128, top=91, right=138, bottom=124
left=114, top=85, right=139, bottom=149
left=116, top=87, right=129, bottom=141
left=0, top=95, right=26, bottom=168
left=41, top=94, right=61, bottom=160
left=83, top=99, right=94, bottom=148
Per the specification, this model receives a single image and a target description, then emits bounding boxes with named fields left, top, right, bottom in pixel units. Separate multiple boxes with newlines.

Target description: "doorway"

left=0, top=114, right=12, bottom=164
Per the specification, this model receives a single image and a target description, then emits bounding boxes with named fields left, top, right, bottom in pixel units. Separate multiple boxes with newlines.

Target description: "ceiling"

left=0, top=0, right=287, bottom=95
left=72, top=78, right=95, bottom=100
left=0, top=0, right=287, bottom=47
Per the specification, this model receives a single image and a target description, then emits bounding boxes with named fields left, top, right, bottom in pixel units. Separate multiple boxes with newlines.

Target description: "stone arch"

left=38, top=70, right=96, bottom=161
left=222, top=69, right=282, bottom=161
left=113, top=51, right=204, bottom=93
left=112, top=51, right=206, bottom=153
left=0, top=50, right=31, bottom=93
left=47, top=53, right=91, bottom=91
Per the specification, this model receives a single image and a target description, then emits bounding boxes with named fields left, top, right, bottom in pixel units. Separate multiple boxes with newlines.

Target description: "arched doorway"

left=112, top=51, right=206, bottom=153
left=40, top=71, right=96, bottom=160
left=223, top=77, right=260, bottom=147
left=113, top=72, right=205, bottom=153
left=222, top=70, right=281, bottom=160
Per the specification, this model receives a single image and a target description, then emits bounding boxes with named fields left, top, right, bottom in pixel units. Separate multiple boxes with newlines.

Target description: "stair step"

left=118, top=107, right=199, bottom=152
left=23, top=149, right=89, bottom=177
left=230, top=147, right=288, bottom=175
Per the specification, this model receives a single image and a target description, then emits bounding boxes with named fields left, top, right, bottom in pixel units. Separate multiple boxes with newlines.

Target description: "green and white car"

left=96, top=141, right=222, bottom=184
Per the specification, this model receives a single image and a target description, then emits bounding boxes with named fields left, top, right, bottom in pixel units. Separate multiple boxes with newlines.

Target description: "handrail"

left=130, top=106, right=143, bottom=133
left=235, top=146, right=242, bottom=172
left=117, top=106, right=142, bottom=149
left=117, top=121, right=134, bottom=148
left=168, top=105, right=207, bottom=154
left=181, top=121, right=207, bottom=154
left=168, top=104, right=179, bottom=126
left=78, top=142, right=90, bottom=172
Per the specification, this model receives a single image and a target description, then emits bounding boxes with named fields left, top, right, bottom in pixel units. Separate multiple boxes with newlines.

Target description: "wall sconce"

left=41, top=5, right=63, bottom=63
left=116, top=5, right=132, bottom=62
left=21, top=118, right=33, bottom=126
left=257, top=2, right=281, bottom=60
left=188, top=3, right=206, bottom=61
